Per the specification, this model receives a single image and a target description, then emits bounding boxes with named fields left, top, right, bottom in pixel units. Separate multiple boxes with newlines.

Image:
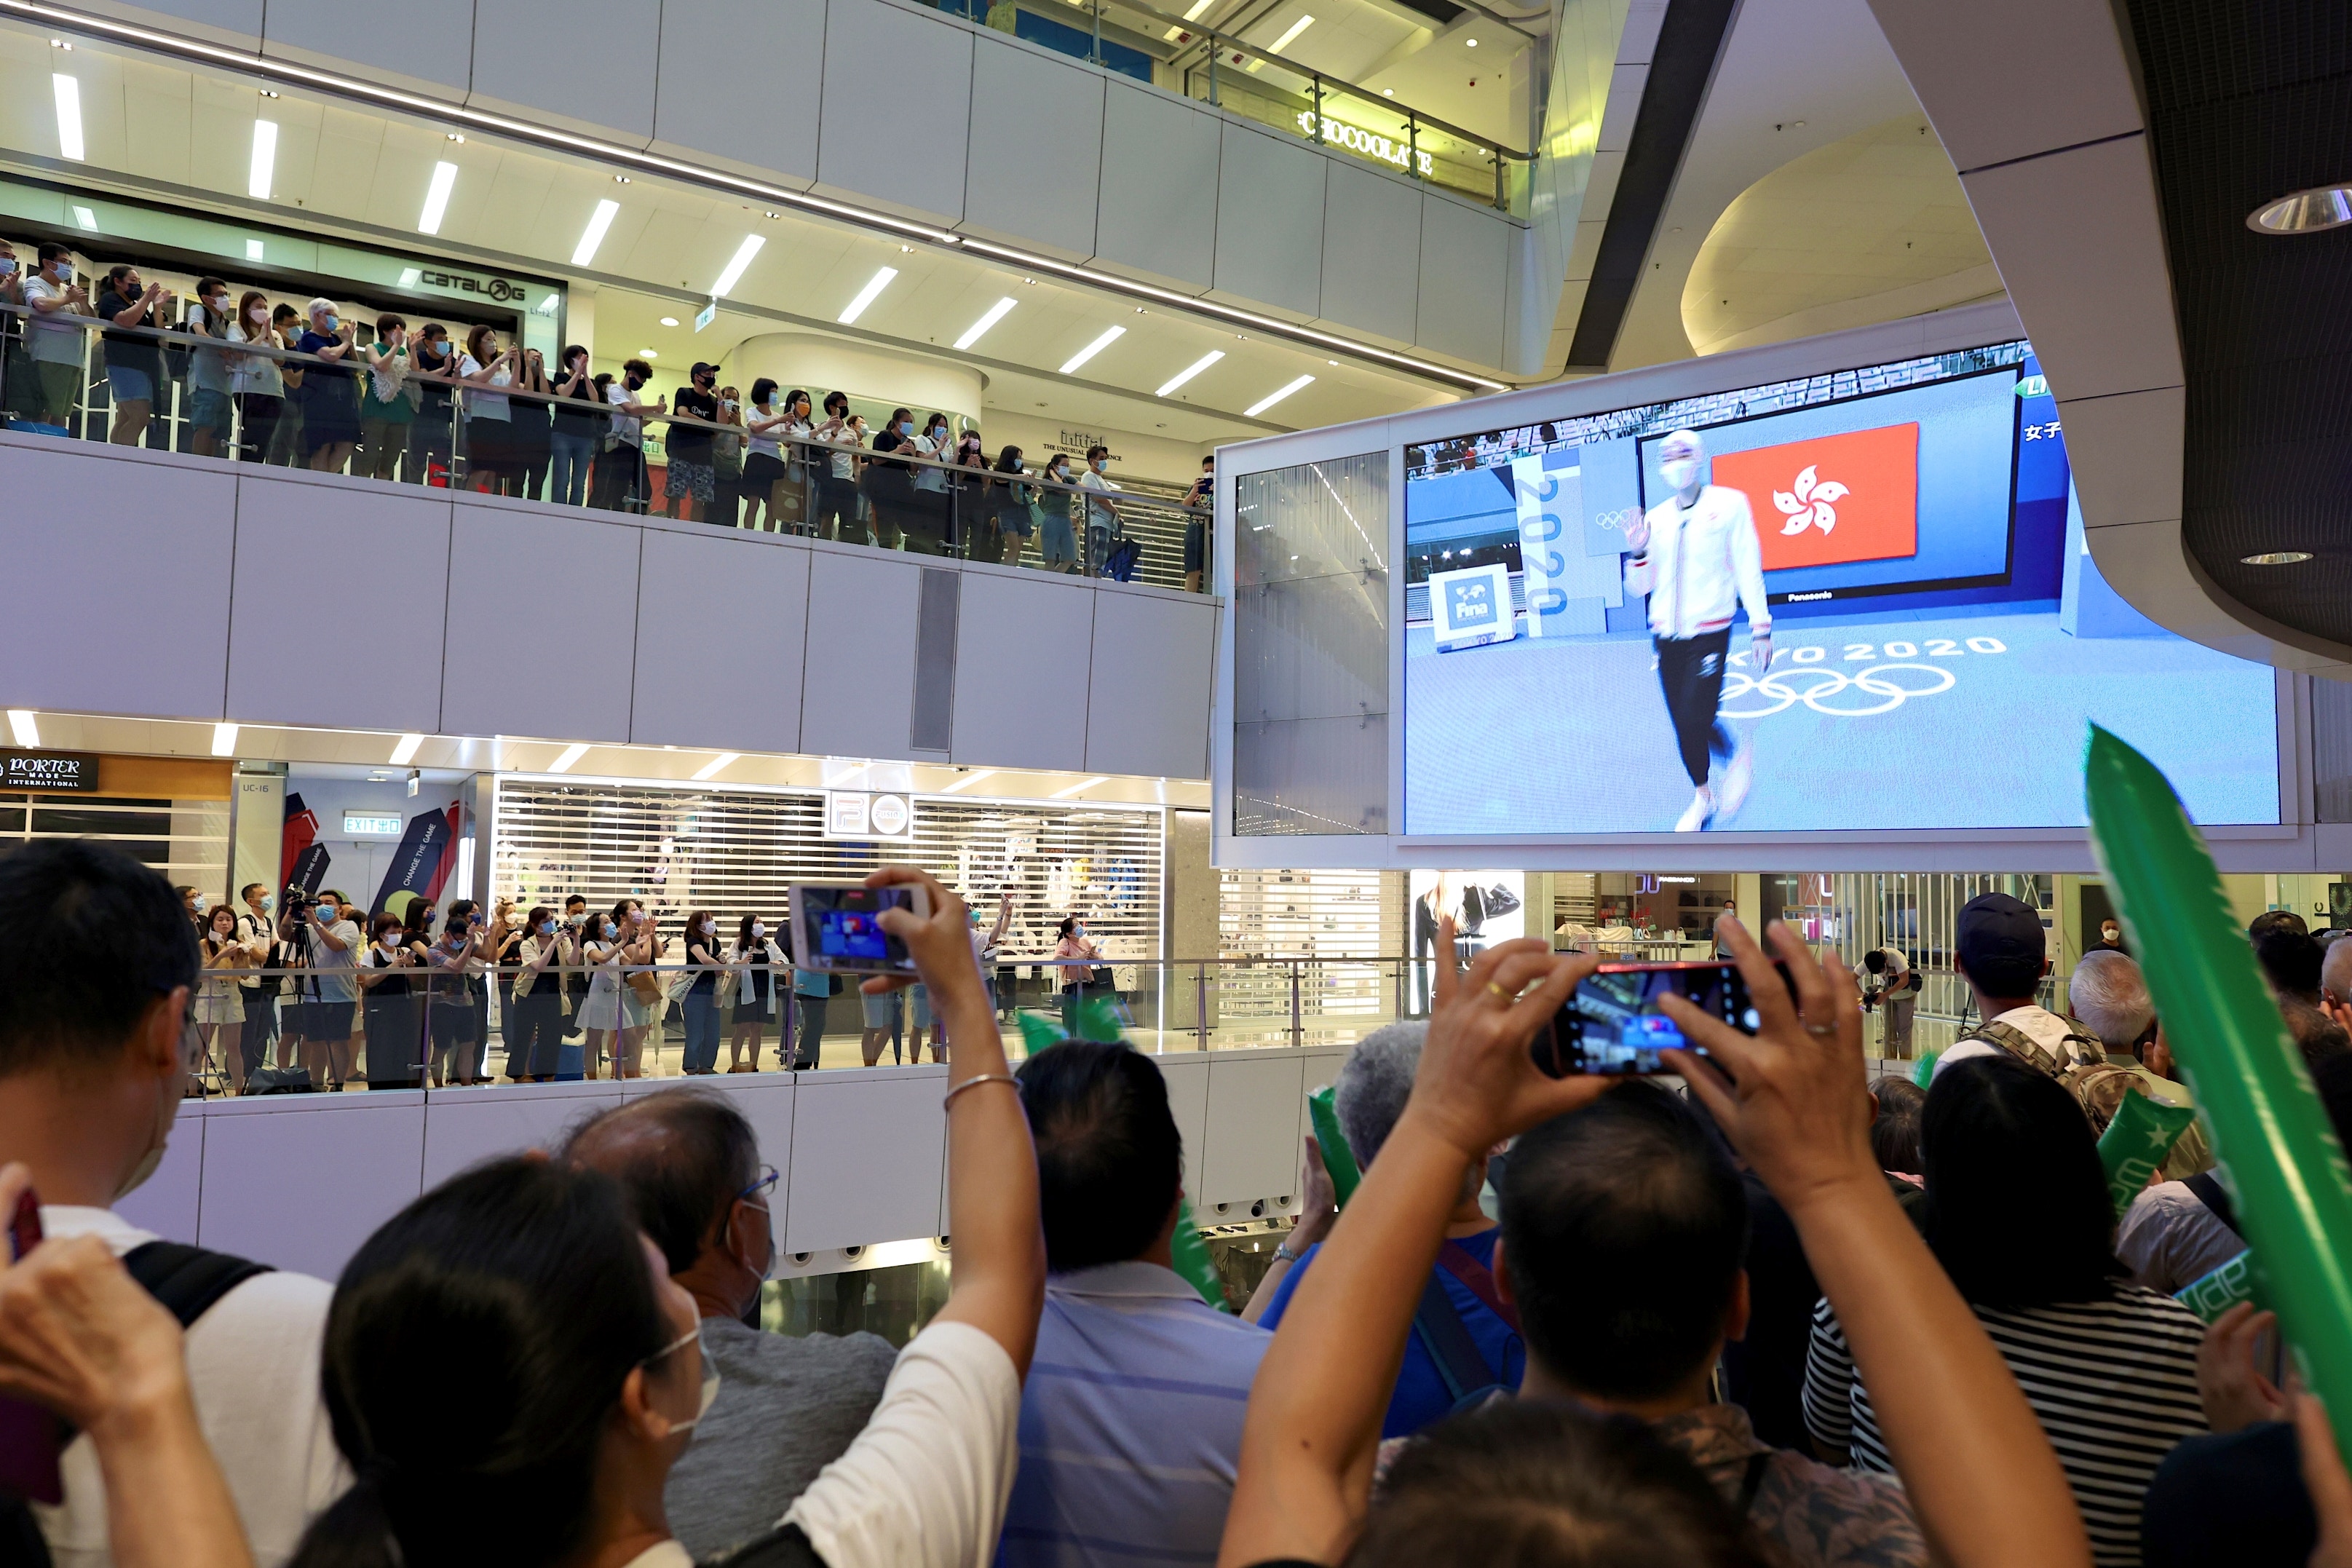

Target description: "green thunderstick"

left=2176, top=1249, right=2260, bottom=1325
left=1307, top=1084, right=1363, bottom=1209
left=1171, top=1197, right=1230, bottom=1311
left=2086, top=724, right=2352, bottom=1443
left=2096, top=1088, right=2197, bottom=1218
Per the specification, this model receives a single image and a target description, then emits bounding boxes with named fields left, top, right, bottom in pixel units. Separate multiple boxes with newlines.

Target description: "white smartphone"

left=786, top=882, right=931, bottom=975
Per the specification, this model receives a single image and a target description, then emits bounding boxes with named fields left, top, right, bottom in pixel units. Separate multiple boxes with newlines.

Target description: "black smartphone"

left=1533, top=960, right=1795, bottom=1077
left=0, top=1187, right=64, bottom=1504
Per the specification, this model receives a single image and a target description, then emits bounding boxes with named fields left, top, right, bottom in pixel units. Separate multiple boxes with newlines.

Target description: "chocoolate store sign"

left=1294, top=111, right=1437, bottom=177
left=2, top=751, right=98, bottom=791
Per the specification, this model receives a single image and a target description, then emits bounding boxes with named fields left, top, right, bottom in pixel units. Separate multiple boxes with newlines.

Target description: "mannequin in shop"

left=1621, top=429, right=1773, bottom=834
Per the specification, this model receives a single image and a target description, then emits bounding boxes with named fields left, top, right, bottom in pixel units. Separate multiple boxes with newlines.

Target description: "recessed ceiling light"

left=71, top=204, right=96, bottom=231
left=572, top=197, right=620, bottom=266
left=641, top=347, right=658, bottom=357
left=2241, top=551, right=2314, bottom=566
left=955, top=296, right=1018, bottom=351
left=1059, top=325, right=1125, bottom=374
left=446, top=132, right=464, bottom=143
left=548, top=743, right=590, bottom=773
left=764, top=209, right=781, bottom=218
left=260, top=89, right=278, bottom=98
left=691, top=752, right=741, bottom=781
left=614, top=174, right=631, bottom=183
left=838, top=265, right=898, bottom=324
left=1269, top=14, right=1315, bottom=52
left=660, top=316, right=680, bottom=328
left=211, top=723, right=239, bottom=757
left=417, top=160, right=459, bottom=234
left=900, top=244, right=914, bottom=253
left=248, top=119, right=277, bottom=199
left=51, top=74, right=82, bottom=162
left=5, top=711, right=39, bottom=748
left=388, top=733, right=424, bottom=765
left=49, top=37, right=70, bottom=48
left=1465, top=35, right=1478, bottom=45
left=1245, top=374, right=1314, bottom=417
left=710, top=234, right=766, bottom=296
left=1327, top=358, right=1339, bottom=365
left=1382, top=87, right=1394, bottom=96
left=2249, top=184, right=2352, bottom=234
left=1156, top=349, right=1224, bottom=397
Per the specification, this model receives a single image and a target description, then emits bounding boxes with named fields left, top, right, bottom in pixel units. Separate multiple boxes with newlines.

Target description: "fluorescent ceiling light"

left=1182, top=0, right=1213, bottom=16
left=246, top=238, right=264, bottom=261
left=572, top=197, right=620, bottom=266
left=52, top=74, right=82, bottom=161
left=248, top=119, right=276, bottom=199
left=548, top=743, right=590, bottom=773
left=711, top=234, right=767, bottom=297
left=1245, top=373, right=1314, bottom=417
left=71, top=205, right=96, bottom=231
left=955, top=297, right=1018, bottom=351
left=837, top=266, right=898, bottom=325
left=210, top=723, right=239, bottom=757
left=1268, top=14, right=1314, bottom=51
left=5, top=711, right=38, bottom=748
left=1156, top=349, right=1224, bottom=397
left=1049, top=775, right=1109, bottom=800
left=938, top=769, right=997, bottom=794
left=388, top=733, right=424, bottom=765
left=417, top=160, right=458, bottom=235
left=1059, top=325, right=1125, bottom=375
left=691, top=751, right=742, bottom=781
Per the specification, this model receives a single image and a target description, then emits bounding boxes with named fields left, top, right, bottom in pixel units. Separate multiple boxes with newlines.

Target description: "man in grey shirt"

left=566, top=1089, right=897, bottom=1558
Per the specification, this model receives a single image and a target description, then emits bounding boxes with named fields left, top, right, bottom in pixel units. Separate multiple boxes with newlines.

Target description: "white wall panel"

left=1085, top=591, right=1217, bottom=780
left=0, top=439, right=234, bottom=720
left=815, top=0, right=973, bottom=223
left=440, top=499, right=643, bottom=742
left=1159, top=1053, right=1212, bottom=1205
left=226, top=472, right=450, bottom=735
left=1094, top=83, right=1220, bottom=291
left=1211, top=124, right=1326, bottom=322
left=962, top=36, right=1105, bottom=258
left=98, top=0, right=264, bottom=47
left=116, top=1109, right=204, bottom=1245
left=799, top=547, right=922, bottom=759
left=197, top=1093, right=425, bottom=1281
left=1317, top=162, right=1421, bottom=344
left=785, top=1068, right=949, bottom=1251
left=1864, top=0, right=2143, bottom=173
left=951, top=572, right=1093, bottom=769
left=1415, top=195, right=1509, bottom=368
left=262, top=0, right=472, bottom=102
left=470, top=0, right=659, bottom=143
left=419, top=1079, right=625, bottom=1189
left=651, top=0, right=826, bottom=183
left=1197, top=1053, right=1305, bottom=1208
left=630, top=528, right=811, bottom=753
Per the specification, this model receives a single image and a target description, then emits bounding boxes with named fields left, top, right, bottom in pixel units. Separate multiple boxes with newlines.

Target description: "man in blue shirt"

left=999, top=1040, right=1271, bottom=1566
left=1256, top=1021, right=1524, bottom=1436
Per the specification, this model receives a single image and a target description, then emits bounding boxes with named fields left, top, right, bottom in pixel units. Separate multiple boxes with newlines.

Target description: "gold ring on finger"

left=1802, top=1018, right=1838, bottom=1037
left=1485, top=981, right=1512, bottom=1002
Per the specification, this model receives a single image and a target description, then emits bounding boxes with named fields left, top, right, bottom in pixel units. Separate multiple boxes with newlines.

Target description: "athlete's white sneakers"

left=1675, top=788, right=1714, bottom=833
left=1718, top=737, right=1754, bottom=822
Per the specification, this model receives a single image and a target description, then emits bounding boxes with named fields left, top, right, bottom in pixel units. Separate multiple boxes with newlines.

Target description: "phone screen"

left=0, top=1189, right=63, bottom=1504
left=792, top=885, right=919, bottom=974
left=1534, top=961, right=1792, bottom=1077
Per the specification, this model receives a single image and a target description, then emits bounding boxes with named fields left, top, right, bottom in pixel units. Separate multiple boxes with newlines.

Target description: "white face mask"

left=1660, top=456, right=1701, bottom=491
left=645, top=1325, right=721, bottom=1443
left=700, top=920, right=715, bottom=935
left=248, top=306, right=267, bottom=325
left=751, top=922, right=766, bottom=939
left=116, top=1027, right=183, bottom=1200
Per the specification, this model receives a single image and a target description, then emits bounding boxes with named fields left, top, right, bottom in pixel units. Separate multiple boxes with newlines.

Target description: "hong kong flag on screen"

left=1711, top=422, right=1920, bottom=573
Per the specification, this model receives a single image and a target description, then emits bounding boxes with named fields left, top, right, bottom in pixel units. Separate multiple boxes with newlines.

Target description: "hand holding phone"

left=1533, top=959, right=1794, bottom=1078
left=786, top=881, right=931, bottom=978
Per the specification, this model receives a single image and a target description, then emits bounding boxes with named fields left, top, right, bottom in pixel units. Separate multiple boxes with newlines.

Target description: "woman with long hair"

left=725, top=914, right=784, bottom=1072
left=681, top=908, right=724, bottom=1076
left=456, top=323, right=519, bottom=493
left=194, top=903, right=255, bottom=1093
left=508, top=905, right=571, bottom=1082
left=225, top=288, right=284, bottom=464
left=991, top=444, right=1036, bottom=571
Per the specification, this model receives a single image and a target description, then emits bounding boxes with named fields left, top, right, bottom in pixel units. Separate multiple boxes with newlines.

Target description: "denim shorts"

left=860, top=988, right=900, bottom=1029
left=910, top=983, right=931, bottom=1029
left=1040, top=514, right=1077, bottom=564
left=188, top=387, right=234, bottom=435
left=108, top=365, right=155, bottom=405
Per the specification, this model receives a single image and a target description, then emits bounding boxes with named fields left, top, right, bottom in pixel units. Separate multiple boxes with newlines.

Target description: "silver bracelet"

left=1272, top=1241, right=1303, bottom=1264
left=943, top=1072, right=1019, bottom=1109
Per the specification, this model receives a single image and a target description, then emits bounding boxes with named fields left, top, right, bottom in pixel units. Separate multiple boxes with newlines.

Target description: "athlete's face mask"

left=1660, top=456, right=1700, bottom=491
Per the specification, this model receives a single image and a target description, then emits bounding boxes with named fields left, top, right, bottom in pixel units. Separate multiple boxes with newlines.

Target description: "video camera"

left=282, top=883, right=317, bottom=920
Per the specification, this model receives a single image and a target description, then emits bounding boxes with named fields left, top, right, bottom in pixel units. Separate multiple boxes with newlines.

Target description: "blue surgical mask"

left=322, top=313, right=339, bottom=332
left=539, top=920, right=555, bottom=936
left=899, top=421, right=914, bottom=436
left=603, top=922, right=617, bottom=939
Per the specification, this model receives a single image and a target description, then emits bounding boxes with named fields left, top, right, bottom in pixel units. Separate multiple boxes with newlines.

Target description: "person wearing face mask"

left=740, top=382, right=799, bottom=532
left=807, top=391, right=863, bottom=542
left=903, top=411, right=955, bottom=555
left=948, top=429, right=989, bottom=557
left=293, top=296, right=360, bottom=473
left=577, top=908, right=627, bottom=1079
left=183, top=277, right=239, bottom=460
left=988, top=444, right=1037, bottom=571
left=94, top=264, right=170, bottom=448
left=549, top=344, right=602, bottom=508
left=1037, top=453, right=1081, bottom=571
left=357, top=312, right=415, bottom=483
left=424, top=900, right=498, bottom=1088
left=598, top=357, right=668, bottom=514
left=508, top=906, right=574, bottom=1082
left=665, top=362, right=723, bottom=523
left=1074, top=444, right=1123, bottom=569
left=456, top=324, right=520, bottom=494
left=510, top=346, right=555, bottom=501
left=1622, top=427, right=1772, bottom=834
left=709, top=384, right=748, bottom=528
left=0, top=842, right=347, bottom=1568
left=269, top=302, right=311, bottom=464
left=404, top=322, right=456, bottom=485
left=679, top=909, right=726, bottom=1076
left=566, top=1091, right=898, bottom=1559
left=286, top=887, right=363, bottom=1090
left=861, top=405, right=919, bottom=550
left=614, top=902, right=665, bottom=1080
left=222, top=290, right=285, bottom=463
left=1183, top=453, right=1213, bottom=593
left=358, top=912, right=425, bottom=1090
left=19, top=243, right=90, bottom=429
left=723, top=914, right=785, bottom=1072
left=1053, top=915, right=1109, bottom=1035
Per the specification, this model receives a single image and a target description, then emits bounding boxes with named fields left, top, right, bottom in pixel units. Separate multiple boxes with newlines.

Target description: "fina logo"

left=1447, top=578, right=1496, bottom=625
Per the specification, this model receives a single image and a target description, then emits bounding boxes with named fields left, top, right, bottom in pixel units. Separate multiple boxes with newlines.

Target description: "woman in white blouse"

left=456, top=324, right=519, bottom=494
left=741, top=382, right=808, bottom=533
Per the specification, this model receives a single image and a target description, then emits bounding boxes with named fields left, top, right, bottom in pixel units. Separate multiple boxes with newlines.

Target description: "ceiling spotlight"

left=2241, top=550, right=2314, bottom=566
left=49, top=37, right=70, bottom=47
left=1465, top=35, right=1478, bottom=45
left=446, top=132, right=464, bottom=143
left=260, top=89, right=278, bottom=98
left=2249, top=184, right=2352, bottom=234
left=900, top=244, right=914, bottom=253
left=641, top=347, right=659, bottom=357
left=764, top=209, right=782, bottom=218
left=660, top=316, right=680, bottom=328
left=1382, top=87, right=1394, bottom=96
left=614, top=174, right=631, bottom=183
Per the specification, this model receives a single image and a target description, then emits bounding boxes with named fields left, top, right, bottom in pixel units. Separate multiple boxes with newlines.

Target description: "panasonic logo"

left=1786, top=590, right=1835, bottom=601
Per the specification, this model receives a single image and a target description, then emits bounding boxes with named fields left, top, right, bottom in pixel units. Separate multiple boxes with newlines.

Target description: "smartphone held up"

left=785, top=882, right=931, bottom=976
left=1532, top=959, right=1796, bottom=1078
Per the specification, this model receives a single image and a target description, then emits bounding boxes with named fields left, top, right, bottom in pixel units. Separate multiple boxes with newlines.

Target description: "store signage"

left=1294, top=111, right=1437, bottom=177
left=1636, top=874, right=1699, bottom=892
left=404, top=262, right=530, bottom=303
left=1, top=751, right=98, bottom=792
left=1041, top=429, right=1119, bottom=462
left=823, top=790, right=915, bottom=843
left=343, top=813, right=405, bottom=836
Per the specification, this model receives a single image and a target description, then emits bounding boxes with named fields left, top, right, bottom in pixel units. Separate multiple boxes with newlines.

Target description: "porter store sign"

left=1295, top=111, right=1436, bottom=177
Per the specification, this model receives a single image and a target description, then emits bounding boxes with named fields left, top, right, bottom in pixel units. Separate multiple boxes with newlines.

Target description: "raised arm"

left=1660, top=917, right=2090, bottom=1568
left=870, top=866, right=1043, bottom=1374
left=1218, top=924, right=1601, bottom=1567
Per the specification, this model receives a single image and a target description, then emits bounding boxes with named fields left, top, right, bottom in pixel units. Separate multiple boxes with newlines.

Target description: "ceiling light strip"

left=0, top=0, right=1506, bottom=395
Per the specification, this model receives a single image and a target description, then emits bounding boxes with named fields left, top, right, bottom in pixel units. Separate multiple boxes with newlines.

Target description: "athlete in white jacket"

left=1622, top=428, right=1773, bottom=831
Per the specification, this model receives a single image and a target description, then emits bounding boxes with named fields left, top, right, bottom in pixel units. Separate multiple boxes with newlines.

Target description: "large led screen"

left=1402, top=343, right=2281, bottom=836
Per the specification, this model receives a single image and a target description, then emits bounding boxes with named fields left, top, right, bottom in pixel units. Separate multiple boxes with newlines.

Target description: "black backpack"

left=0, top=1242, right=272, bottom=1566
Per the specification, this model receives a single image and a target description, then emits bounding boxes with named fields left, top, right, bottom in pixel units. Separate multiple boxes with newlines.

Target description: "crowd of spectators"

left=0, top=242, right=1205, bottom=582
left=12, top=842, right=2352, bottom=1568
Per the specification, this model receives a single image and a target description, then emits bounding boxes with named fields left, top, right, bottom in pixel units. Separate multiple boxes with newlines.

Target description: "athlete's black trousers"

left=1655, top=628, right=1735, bottom=788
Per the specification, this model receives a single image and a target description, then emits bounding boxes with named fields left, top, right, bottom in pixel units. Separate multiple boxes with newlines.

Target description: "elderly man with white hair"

left=1623, top=427, right=1773, bottom=832
left=2066, top=949, right=2211, bottom=1175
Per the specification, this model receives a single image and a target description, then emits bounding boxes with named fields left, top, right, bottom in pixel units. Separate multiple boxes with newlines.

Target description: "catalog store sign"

left=2, top=751, right=98, bottom=791
left=1294, top=111, right=1437, bottom=177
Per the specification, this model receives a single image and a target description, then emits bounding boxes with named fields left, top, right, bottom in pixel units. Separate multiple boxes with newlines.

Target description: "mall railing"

left=0, top=303, right=1213, bottom=595
left=925, top=0, right=1532, bottom=215
left=176, top=951, right=1512, bottom=1090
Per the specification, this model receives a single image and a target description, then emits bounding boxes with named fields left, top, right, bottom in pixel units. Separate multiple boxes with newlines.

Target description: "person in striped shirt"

left=1804, top=1053, right=2207, bottom=1566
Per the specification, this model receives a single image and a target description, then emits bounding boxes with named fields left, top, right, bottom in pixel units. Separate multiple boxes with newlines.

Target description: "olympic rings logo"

left=1717, top=662, right=1957, bottom=718
left=1591, top=507, right=1642, bottom=532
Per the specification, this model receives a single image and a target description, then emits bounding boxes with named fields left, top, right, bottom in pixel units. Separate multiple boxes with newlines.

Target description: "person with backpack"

left=1931, top=892, right=2101, bottom=1082
left=0, top=841, right=344, bottom=1567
